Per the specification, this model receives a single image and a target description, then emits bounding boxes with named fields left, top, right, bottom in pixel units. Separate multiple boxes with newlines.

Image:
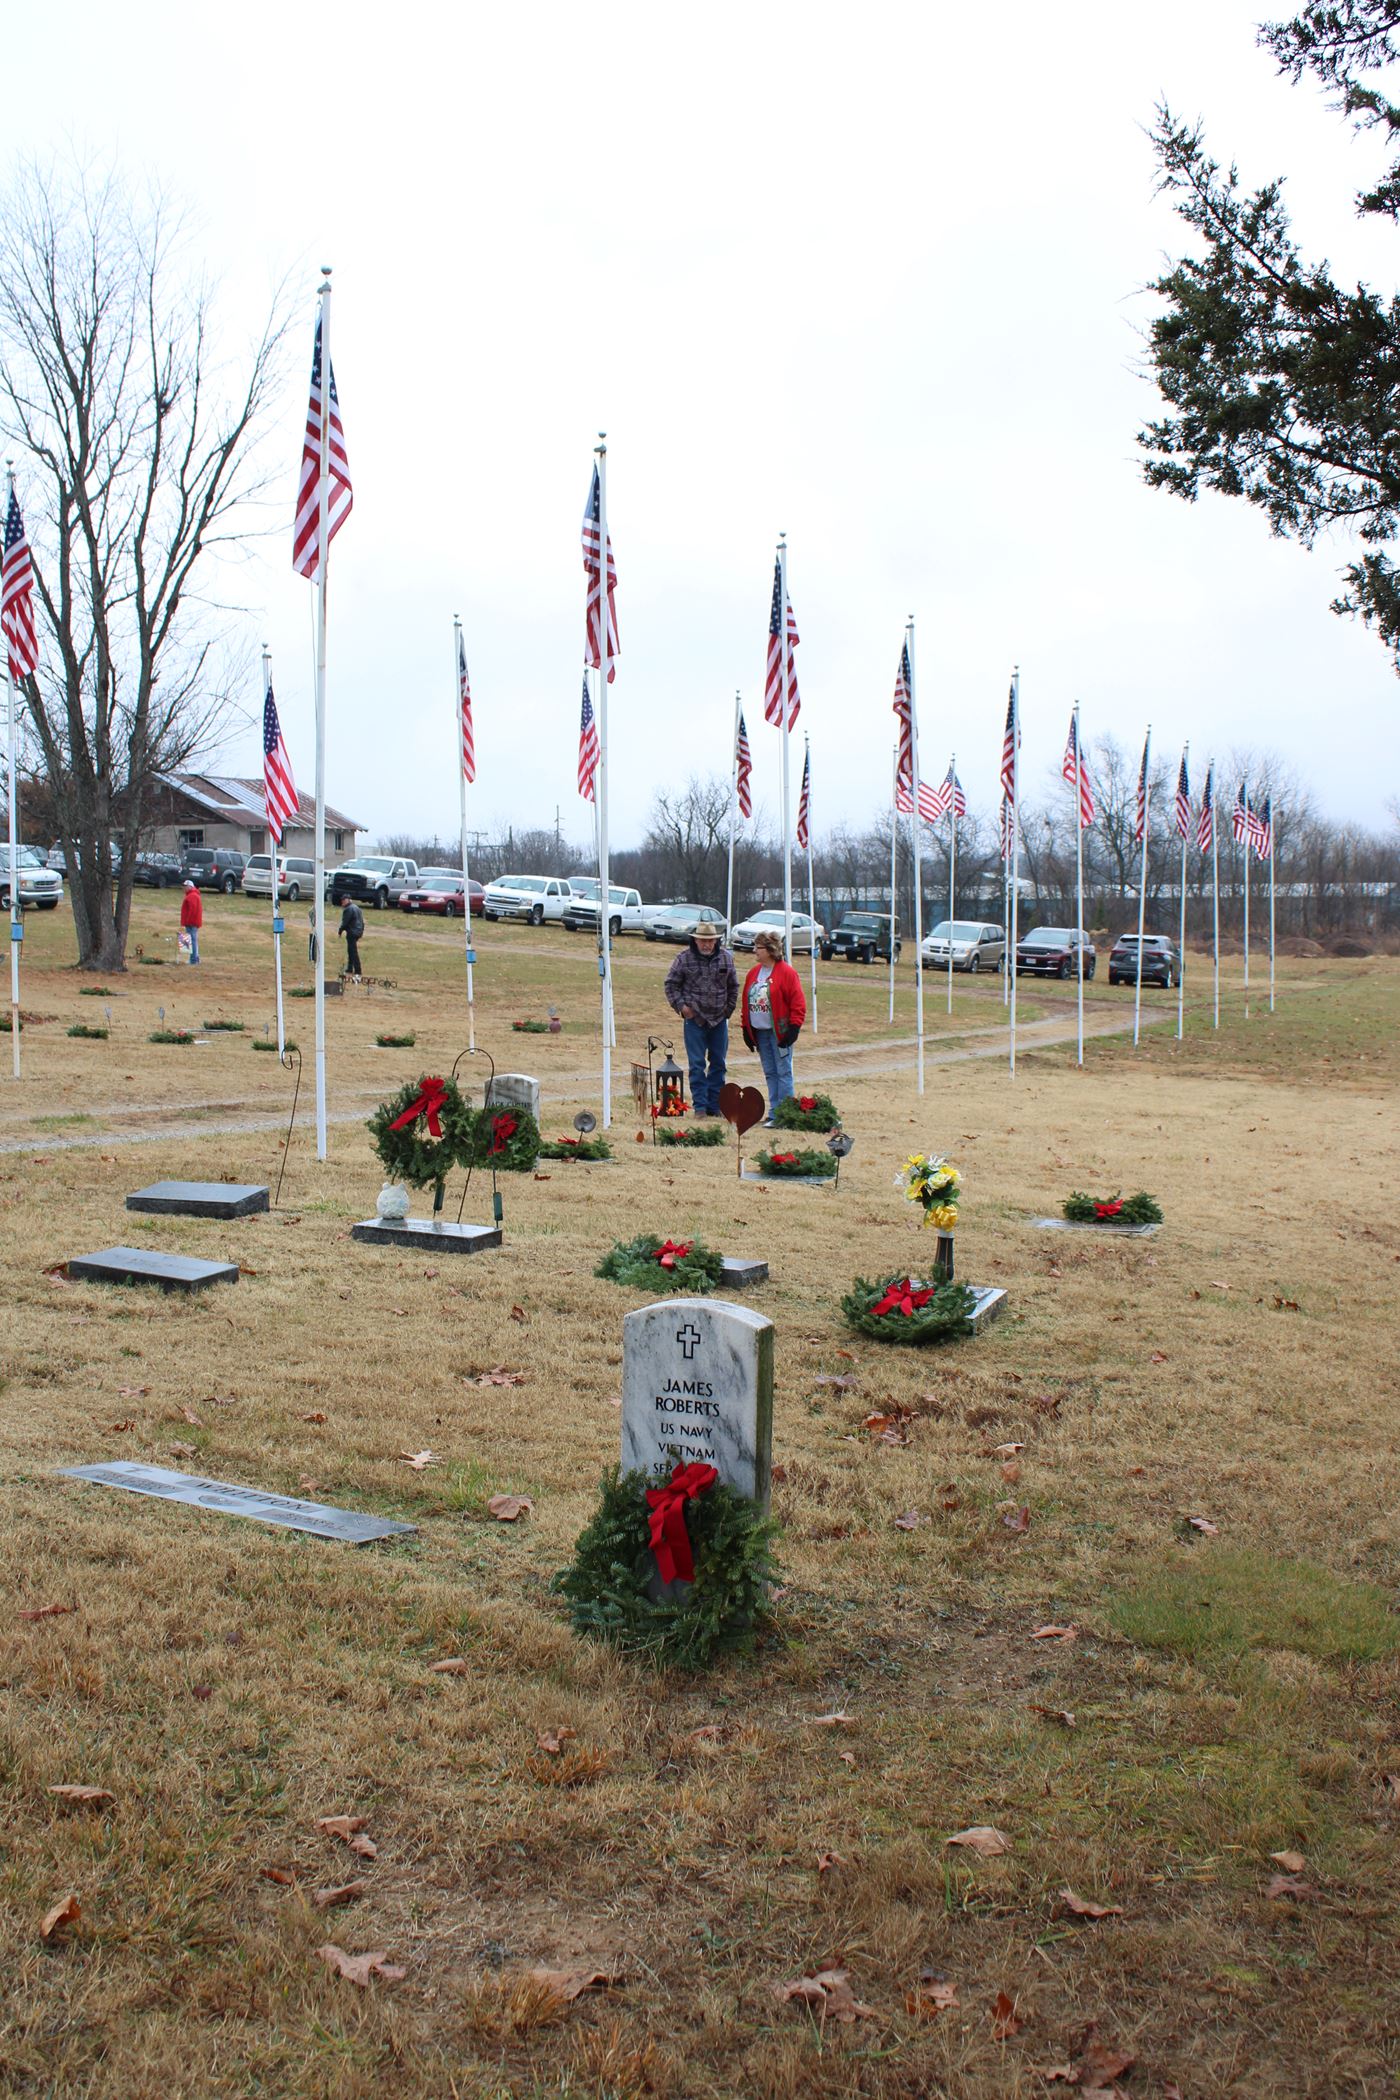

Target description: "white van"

left=242, top=854, right=317, bottom=901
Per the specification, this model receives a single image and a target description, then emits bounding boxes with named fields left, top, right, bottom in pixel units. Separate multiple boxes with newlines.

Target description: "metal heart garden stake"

left=719, top=1082, right=766, bottom=1177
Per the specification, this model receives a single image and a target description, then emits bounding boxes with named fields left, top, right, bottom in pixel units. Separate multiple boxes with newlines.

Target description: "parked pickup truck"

left=482, top=875, right=574, bottom=925
left=327, top=856, right=420, bottom=910
left=562, top=879, right=648, bottom=937
left=820, top=911, right=900, bottom=964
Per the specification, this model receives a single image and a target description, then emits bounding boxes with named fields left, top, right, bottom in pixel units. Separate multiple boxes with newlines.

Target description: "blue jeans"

left=682, top=1017, right=728, bottom=1114
left=753, top=1028, right=793, bottom=1117
left=187, top=927, right=199, bottom=963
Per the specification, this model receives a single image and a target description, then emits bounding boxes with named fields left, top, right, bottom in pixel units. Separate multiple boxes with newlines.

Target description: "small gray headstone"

left=350, top=1217, right=501, bottom=1253
left=1030, top=1216, right=1159, bottom=1238
left=621, top=1297, right=773, bottom=1510
left=58, top=1461, right=414, bottom=1544
left=719, top=1255, right=768, bottom=1288
left=68, top=1245, right=238, bottom=1292
left=127, top=1180, right=269, bottom=1219
left=966, top=1285, right=1008, bottom=1332
left=486, top=1072, right=540, bottom=1120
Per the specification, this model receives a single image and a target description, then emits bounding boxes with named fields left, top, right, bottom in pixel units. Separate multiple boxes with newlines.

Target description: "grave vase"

left=932, top=1231, right=955, bottom=1284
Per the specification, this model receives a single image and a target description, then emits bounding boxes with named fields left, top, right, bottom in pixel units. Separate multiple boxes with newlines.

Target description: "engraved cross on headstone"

left=675, top=1321, right=702, bottom=1360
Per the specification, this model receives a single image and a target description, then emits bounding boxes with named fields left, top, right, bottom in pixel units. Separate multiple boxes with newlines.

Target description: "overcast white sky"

left=10, top=0, right=1399, bottom=846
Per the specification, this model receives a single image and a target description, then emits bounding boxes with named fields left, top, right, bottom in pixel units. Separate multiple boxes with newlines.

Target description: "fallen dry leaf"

left=1265, top=1872, right=1314, bottom=1900
left=527, top=1964, right=620, bottom=2005
left=167, top=1441, right=197, bottom=1459
left=398, top=1449, right=439, bottom=1470
left=42, top=1262, right=71, bottom=1285
left=815, top=1850, right=846, bottom=1874
left=838, top=1750, right=856, bottom=1766
left=813, top=1371, right=859, bottom=1391
left=259, top=1865, right=298, bottom=1886
left=687, top=1724, right=724, bottom=1744
left=1150, top=1350, right=1168, bottom=1363
left=1058, top=1886, right=1123, bottom=1920
left=1000, top=1461, right=1022, bottom=1485
left=907, top=1971, right=959, bottom=2019
left=945, top=1825, right=1011, bottom=1858
left=347, top=1833, right=377, bottom=1860
left=302, top=1411, right=327, bottom=1425
left=316, top=1944, right=405, bottom=1988
left=314, top=1814, right=368, bottom=1842
left=471, top=1366, right=527, bottom=1387
left=893, top=1509, right=927, bottom=1531
left=429, top=1657, right=470, bottom=1675
left=992, top=1441, right=1025, bottom=1457
left=487, top=1493, right=533, bottom=1521
left=536, top=1727, right=576, bottom=1754
left=1032, top=1624, right=1078, bottom=1642
left=181, top=1405, right=204, bottom=1426
left=18, top=1603, right=74, bottom=1622
left=40, top=1892, right=80, bottom=1940
left=312, top=1881, right=367, bottom=1910
left=804, top=1710, right=856, bottom=1728
left=1077, top=2034, right=1137, bottom=2091
left=118, top=1385, right=151, bottom=1398
left=774, top=1968, right=873, bottom=2022
left=509, top=1304, right=528, bottom=1323
left=1032, top=2067, right=1077, bottom=2086
left=298, top=1477, right=322, bottom=1494
left=1029, top=1704, right=1076, bottom=1728
left=1187, top=1515, right=1220, bottom=1536
left=47, top=1785, right=114, bottom=1808
left=1001, top=1505, right=1031, bottom=1535
left=1270, top=1849, right=1306, bottom=1873
left=1272, top=1295, right=1300, bottom=1312
left=991, top=1989, right=1022, bottom=2039
left=104, top=1420, right=136, bottom=1434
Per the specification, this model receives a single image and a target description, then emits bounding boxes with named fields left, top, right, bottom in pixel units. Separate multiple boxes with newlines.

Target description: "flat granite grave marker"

left=68, top=1245, right=239, bottom=1292
left=1030, top=1216, right=1160, bottom=1238
left=485, top=1072, right=540, bottom=1120
left=58, top=1461, right=415, bottom=1544
left=621, top=1297, right=773, bottom=1510
left=127, top=1180, right=269, bottom=1219
left=718, top=1256, right=768, bottom=1289
left=350, top=1217, right=501, bottom=1253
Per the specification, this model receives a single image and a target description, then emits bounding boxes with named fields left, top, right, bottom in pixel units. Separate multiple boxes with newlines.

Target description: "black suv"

left=820, top=912, right=901, bottom=964
left=181, top=848, right=246, bottom=894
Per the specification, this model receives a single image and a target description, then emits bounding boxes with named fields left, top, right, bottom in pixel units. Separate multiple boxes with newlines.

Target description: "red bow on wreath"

left=389, top=1076, right=447, bottom=1136
left=645, top=1460, right=719, bottom=1584
left=655, top=1239, right=693, bottom=1270
left=872, top=1277, right=934, bottom=1318
left=770, top=1151, right=799, bottom=1166
left=1094, top=1199, right=1123, bottom=1219
left=798, top=1095, right=817, bottom=1112
left=490, top=1112, right=517, bottom=1155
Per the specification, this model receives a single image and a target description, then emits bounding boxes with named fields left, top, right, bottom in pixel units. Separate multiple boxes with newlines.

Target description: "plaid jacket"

left=664, top=940, right=738, bottom=1027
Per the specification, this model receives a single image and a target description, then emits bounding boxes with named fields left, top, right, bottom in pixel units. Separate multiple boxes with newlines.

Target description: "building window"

left=249, top=829, right=265, bottom=854
left=334, top=830, right=344, bottom=852
left=178, top=828, right=204, bottom=848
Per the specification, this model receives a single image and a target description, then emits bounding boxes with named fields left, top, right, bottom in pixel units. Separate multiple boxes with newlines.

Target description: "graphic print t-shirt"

left=748, top=965, right=774, bottom=1030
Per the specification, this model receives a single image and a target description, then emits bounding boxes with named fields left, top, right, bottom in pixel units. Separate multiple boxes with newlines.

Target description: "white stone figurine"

left=375, top=1183, right=411, bottom=1221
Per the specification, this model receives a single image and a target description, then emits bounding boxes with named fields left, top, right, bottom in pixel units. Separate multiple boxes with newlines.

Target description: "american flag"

left=926, top=765, right=966, bottom=823
left=262, top=682, right=299, bottom=846
left=1174, top=750, right=1191, bottom=839
left=892, top=642, right=938, bottom=819
left=292, top=314, right=352, bottom=580
left=1232, top=781, right=1253, bottom=846
left=796, top=744, right=811, bottom=851
left=1252, top=793, right=1273, bottom=860
left=2, top=488, right=38, bottom=681
left=1134, top=732, right=1151, bottom=846
left=1196, top=765, right=1214, bottom=854
left=458, top=631, right=475, bottom=785
left=763, top=556, right=800, bottom=727
left=735, top=708, right=753, bottom=820
left=581, top=465, right=618, bottom=683
left=577, top=674, right=600, bottom=802
left=999, top=681, right=1019, bottom=806
left=998, top=796, right=1015, bottom=864
left=895, top=776, right=914, bottom=815
left=1061, top=713, right=1096, bottom=830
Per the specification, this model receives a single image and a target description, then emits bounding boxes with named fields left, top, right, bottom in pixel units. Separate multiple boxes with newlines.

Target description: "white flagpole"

left=596, top=436, right=614, bottom=1125
left=454, top=616, right=475, bottom=1051
left=778, top=537, right=793, bottom=960
left=888, top=745, right=898, bottom=1025
left=1177, top=742, right=1189, bottom=1043
left=1241, top=783, right=1251, bottom=1021
left=1009, top=669, right=1021, bottom=1079
left=1083, top=705, right=1091, bottom=1066
left=946, top=755, right=956, bottom=1016
left=1268, top=813, right=1276, bottom=1013
left=804, top=734, right=818, bottom=1036
left=1133, top=726, right=1151, bottom=1048
left=1211, top=782, right=1220, bottom=1030
left=725, top=689, right=740, bottom=940
left=907, top=616, right=925, bottom=1096
left=312, top=271, right=333, bottom=1162
left=264, top=645, right=285, bottom=1059
left=5, top=466, right=19, bottom=1080
left=1002, top=803, right=1011, bottom=1006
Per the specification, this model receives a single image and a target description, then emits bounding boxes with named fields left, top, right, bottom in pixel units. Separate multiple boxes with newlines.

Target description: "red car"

left=399, top=875, right=483, bottom=918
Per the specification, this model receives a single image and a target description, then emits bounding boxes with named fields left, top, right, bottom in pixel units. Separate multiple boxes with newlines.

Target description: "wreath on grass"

left=149, top=1029, right=196, bottom=1045
left=596, top=1232, right=724, bottom=1293
left=538, top=1133, right=612, bottom=1161
left=67, top=1023, right=108, bottom=1039
left=1063, top=1190, right=1163, bottom=1225
left=368, top=1072, right=477, bottom=1189
left=552, top=1464, right=782, bottom=1669
left=475, top=1103, right=541, bottom=1173
left=773, top=1091, right=840, bottom=1134
left=512, top=1018, right=551, bottom=1033
left=842, top=1272, right=977, bottom=1344
left=656, top=1121, right=727, bottom=1148
left=754, top=1146, right=837, bottom=1179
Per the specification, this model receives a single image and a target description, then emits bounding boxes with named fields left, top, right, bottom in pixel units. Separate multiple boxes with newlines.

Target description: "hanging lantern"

left=655, top=1052, right=687, bottom=1119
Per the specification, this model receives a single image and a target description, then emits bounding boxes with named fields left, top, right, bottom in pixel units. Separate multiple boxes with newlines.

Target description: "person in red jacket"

left=179, top=879, right=204, bottom=964
left=740, top=929, right=807, bottom=1124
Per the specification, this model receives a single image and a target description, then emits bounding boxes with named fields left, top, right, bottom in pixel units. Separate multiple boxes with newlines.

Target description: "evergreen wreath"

left=512, top=1018, right=550, bottom=1033
left=368, top=1072, right=477, bottom=1189
left=149, top=1029, right=196, bottom=1045
left=596, top=1232, right=725, bottom=1293
left=842, top=1271, right=978, bottom=1344
left=773, top=1091, right=841, bottom=1133
left=656, top=1121, right=727, bottom=1148
left=67, top=1023, right=108, bottom=1039
left=755, top=1145, right=837, bottom=1179
left=1063, top=1190, right=1163, bottom=1225
left=552, top=1465, right=782, bottom=1668
left=538, top=1133, right=613, bottom=1161
left=475, top=1101, right=541, bottom=1173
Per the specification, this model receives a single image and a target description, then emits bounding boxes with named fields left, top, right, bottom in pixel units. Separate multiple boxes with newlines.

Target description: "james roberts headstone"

left=621, top=1297, right=773, bottom=1510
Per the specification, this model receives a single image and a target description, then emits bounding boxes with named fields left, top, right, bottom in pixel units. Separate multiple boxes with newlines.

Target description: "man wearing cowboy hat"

left=663, top=919, right=738, bottom=1116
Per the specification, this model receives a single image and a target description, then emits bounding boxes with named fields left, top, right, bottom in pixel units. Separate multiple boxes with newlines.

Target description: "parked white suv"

left=1, top=845, right=64, bottom=911
left=482, top=875, right=574, bottom=925
left=242, top=854, right=317, bottom=902
left=562, top=880, right=647, bottom=936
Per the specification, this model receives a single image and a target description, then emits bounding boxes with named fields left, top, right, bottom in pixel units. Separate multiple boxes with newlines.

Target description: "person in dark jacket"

left=740, top=929, right=807, bottom=1123
left=663, top=923, right=738, bottom=1115
left=338, top=898, right=365, bottom=980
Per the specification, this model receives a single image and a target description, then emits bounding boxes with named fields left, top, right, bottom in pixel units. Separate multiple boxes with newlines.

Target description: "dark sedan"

left=1108, top=933, right=1180, bottom=987
left=398, top=875, right=482, bottom=918
left=1015, top=926, right=1096, bottom=979
left=131, top=851, right=184, bottom=888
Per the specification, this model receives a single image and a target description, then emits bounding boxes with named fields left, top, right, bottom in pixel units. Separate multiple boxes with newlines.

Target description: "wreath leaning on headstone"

left=772, top=1090, right=841, bottom=1134
left=552, top=1464, right=782, bottom=1668
left=474, top=1102, right=541, bottom=1173
left=1062, top=1190, right=1163, bottom=1225
left=841, top=1272, right=977, bottom=1344
left=368, top=1072, right=478, bottom=1188
left=596, top=1233, right=725, bottom=1293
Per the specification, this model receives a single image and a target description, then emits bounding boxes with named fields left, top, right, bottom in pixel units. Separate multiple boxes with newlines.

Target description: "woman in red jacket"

left=740, top=929, right=807, bottom=1125
left=179, top=880, right=204, bottom=965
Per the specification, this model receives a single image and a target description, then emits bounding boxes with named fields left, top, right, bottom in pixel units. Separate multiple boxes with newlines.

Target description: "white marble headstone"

left=621, top=1297, right=774, bottom=1510
left=486, top=1072, right=540, bottom=1120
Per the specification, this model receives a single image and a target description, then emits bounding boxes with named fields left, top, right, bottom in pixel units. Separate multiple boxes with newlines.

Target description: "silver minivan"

left=242, top=854, right=316, bottom=901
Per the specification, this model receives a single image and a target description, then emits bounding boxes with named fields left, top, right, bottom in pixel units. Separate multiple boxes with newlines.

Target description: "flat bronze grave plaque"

left=68, top=1245, right=239, bottom=1291
left=127, top=1181, right=269, bottom=1219
left=739, top=1165, right=835, bottom=1189
left=58, top=1461, right=415, bottom=1544
left=1030, top=1216, right=1159, bottom=1238
left=350, top=1218, right=501, bottom=1252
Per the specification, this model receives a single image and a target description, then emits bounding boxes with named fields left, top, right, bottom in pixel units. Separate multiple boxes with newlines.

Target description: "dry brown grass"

left=0, top=896, right=1398, bottom=2096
